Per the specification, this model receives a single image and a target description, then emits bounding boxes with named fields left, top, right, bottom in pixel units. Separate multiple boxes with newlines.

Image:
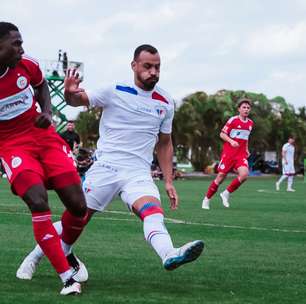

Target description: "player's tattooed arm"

left=34, top=79, right=52, bottom=128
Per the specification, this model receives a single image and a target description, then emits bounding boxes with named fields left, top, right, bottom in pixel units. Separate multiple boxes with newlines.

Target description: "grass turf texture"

left=0, top=176, right=305, bottom=303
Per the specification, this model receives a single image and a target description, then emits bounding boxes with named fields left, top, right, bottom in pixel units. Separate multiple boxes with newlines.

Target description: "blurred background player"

left=276, top=136, right=296, bottom=192
left=202, top=98, right=254, bottom=209
left=60, top=121, right=80, bottom=151
left=17, top=44, right=204, bottom=277
left=0, top=22, right=88, bottom=295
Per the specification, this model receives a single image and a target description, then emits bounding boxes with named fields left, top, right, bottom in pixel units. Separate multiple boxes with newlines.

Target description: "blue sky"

left=2, top=0, right=306, bottom=118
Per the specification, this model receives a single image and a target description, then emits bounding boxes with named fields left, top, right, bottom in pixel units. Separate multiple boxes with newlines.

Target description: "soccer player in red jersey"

left=202, top=98, right=254, bottom=209
left=0, top=22, right=88, bottom=295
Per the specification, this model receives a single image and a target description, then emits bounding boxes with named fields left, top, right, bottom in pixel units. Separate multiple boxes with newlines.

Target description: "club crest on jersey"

left=11, top=156, right=22, bottom=168
left=16, top=76, right=28, bottom=89
left=155, top=106, right=166, bottom=118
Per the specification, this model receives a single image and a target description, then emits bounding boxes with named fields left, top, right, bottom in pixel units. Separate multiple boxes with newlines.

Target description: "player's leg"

left=220, top=161, right=249, bottom=208
left=202, top=155, right=232, bottom=209
left=276, top=174, right=287, bottom=190
left=13, top=172, right=80, bottom=294
left=287, top=174, right=295, bottom=191
left=121, top=178, right=204, bottom=270
left=17, top=210, right=96, bottom=282
left=202, top=172, right=226, bottom=209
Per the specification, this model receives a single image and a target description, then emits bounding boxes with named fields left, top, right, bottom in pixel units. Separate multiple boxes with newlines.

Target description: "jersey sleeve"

left=87, top=86, right=113, bottom=108
left=282, top=143, right=288, bottom=152
left=22, top=56, right=44, bottom=87
left=160, top=101, right=174, bottom=134
left=221, top=117, right=234, bottom=135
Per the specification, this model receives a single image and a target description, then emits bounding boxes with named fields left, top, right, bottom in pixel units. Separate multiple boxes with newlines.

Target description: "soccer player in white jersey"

left=17, top=44, right=204, bottom=280
left=276, top=137, right=296, bottom=192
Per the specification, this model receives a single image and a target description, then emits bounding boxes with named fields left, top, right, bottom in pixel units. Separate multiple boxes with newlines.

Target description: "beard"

left=139, top=76, right=159, bottom=91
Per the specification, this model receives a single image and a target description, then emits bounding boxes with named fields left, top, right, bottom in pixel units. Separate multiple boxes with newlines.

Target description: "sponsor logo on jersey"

left=136, top=106, right=152, bottom=113
left=11, top=156, right=22, bottom=168
left=16, top=76, right=28, bottom=89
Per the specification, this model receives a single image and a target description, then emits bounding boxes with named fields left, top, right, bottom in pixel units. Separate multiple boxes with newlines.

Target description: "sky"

left=2, top=0, right=306, bottom=119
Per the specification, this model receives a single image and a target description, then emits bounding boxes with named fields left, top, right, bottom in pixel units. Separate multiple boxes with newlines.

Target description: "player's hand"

left=35, top=112, right=52, bottom=129
left=165, top=182, right=179, bottom=210
left=64, top=69, right=85, bottom=94
left=230, top=140, right=239, bottom=147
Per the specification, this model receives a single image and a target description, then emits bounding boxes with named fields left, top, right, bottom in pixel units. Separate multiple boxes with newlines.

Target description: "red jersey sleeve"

left=21, top=56, right=44, bottom=88
left=221, top=116, right=235, bottom=135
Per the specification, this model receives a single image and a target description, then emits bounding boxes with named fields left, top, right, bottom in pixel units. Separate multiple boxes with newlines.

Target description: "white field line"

left=1, top=209, right=306, bottom=234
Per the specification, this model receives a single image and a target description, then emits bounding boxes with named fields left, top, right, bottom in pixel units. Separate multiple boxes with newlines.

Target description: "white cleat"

left=287, top=188, right=296, bottom=192
left=163, top=240, right=204, bottom=271
left=202, top=197, right=210, bottom=210
left=16, top=255, right=39, bottom=280
left=60, top=277, right=81, bottom=295
left=66, top=253, right=88, bottom=283
left=220, top=191, right=230, bottom=208
left=275, top=182, right=280, bottom=191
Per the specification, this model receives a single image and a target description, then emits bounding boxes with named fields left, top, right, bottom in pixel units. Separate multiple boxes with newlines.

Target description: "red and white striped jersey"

left=221, top=115, right=254, bottom=157
left=0, top=55, right=44, bottom=141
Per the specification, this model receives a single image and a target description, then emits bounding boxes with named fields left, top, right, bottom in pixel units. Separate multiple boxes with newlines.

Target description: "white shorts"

left=82, top=161, right=160, bottom=212
left=282, top=162, right=295, bottom=175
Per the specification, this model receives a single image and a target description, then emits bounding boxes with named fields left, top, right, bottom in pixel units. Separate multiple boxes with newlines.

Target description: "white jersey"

left=282, top=142, right=295, bottom=175
left=282, top=143, right=295, bottom=166
left=87, top=82, right=174, bottom=171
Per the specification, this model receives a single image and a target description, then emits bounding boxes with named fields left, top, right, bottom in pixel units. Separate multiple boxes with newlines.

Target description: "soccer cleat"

left=66, top=252, right=88, bottom=283
left=163, top=240, right=204, bottom=271
left=16, top=255, right=39, bottom=280
left=275, top=182, right=280, bottom=191
left=287, top=188, right=295, bottom=192
left=60, top=277, right=81, bottom=295
left=220, top=191, right=230, bottom=208
left=201, top=197, right=210, bottom=210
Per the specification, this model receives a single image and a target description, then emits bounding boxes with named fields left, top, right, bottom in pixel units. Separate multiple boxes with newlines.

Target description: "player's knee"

left=23, top=185, right=49, bottom=212
left=134, top=202, right=164, bottom=221
left=239, top=173, right=248, bottom=182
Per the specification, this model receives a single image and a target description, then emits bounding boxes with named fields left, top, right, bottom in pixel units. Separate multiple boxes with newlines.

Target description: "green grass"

left=0, top=176, right=306, bottom=303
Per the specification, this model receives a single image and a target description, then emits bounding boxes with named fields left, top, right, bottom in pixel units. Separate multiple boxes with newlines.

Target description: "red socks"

left=61, top=210, right=88, bottom=245
left=206, top=180, right=219, bottom=199
left=227, top=177, right=242, bottom=193
left=32, top=211, right=70, bottom=274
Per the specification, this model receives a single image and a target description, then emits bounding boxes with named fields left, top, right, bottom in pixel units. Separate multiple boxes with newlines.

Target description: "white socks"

left=277, top=175, right=287, bottom=185
left=143, top=213, right=174, bottom=260
left=288, top=175, right=294, bottom=189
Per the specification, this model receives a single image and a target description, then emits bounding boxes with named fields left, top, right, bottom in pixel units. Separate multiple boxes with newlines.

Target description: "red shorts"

left=0, top=126, right=80, bottom=196
left=217, top=154, right=249, bottom=174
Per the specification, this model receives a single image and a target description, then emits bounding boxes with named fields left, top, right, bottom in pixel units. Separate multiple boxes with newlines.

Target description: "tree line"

left=75, top=89, right=306, bottom=171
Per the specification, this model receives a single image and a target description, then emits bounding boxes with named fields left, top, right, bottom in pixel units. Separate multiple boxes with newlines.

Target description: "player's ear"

left=131, top=60, right=136, bottom=72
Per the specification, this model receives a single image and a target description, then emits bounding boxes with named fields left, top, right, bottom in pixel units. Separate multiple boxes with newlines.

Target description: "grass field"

left=0, top=176, right=306, bottom=304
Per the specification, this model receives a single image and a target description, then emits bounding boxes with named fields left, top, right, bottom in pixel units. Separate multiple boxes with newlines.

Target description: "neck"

left=239, top=115, right=247, bottom=121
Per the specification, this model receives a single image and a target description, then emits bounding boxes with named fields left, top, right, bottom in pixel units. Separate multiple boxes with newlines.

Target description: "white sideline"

left=1, top=209, right=306, bottom=234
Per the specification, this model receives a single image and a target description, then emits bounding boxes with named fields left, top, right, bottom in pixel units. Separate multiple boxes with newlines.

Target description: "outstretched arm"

left=156, top=133, right=178, bottom=210
left=64, top=69, right=89, bottom=107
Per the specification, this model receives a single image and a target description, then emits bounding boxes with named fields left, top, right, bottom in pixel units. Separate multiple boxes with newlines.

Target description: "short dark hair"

left=133, top=44, right=158, bottom=60
left=237, top=98, right=252, bottom=108
left=0, top=22, right=19, bottom=39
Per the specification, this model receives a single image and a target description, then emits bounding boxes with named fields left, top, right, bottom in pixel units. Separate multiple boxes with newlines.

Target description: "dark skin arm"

left=33, top=79, right=52, bottom=128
